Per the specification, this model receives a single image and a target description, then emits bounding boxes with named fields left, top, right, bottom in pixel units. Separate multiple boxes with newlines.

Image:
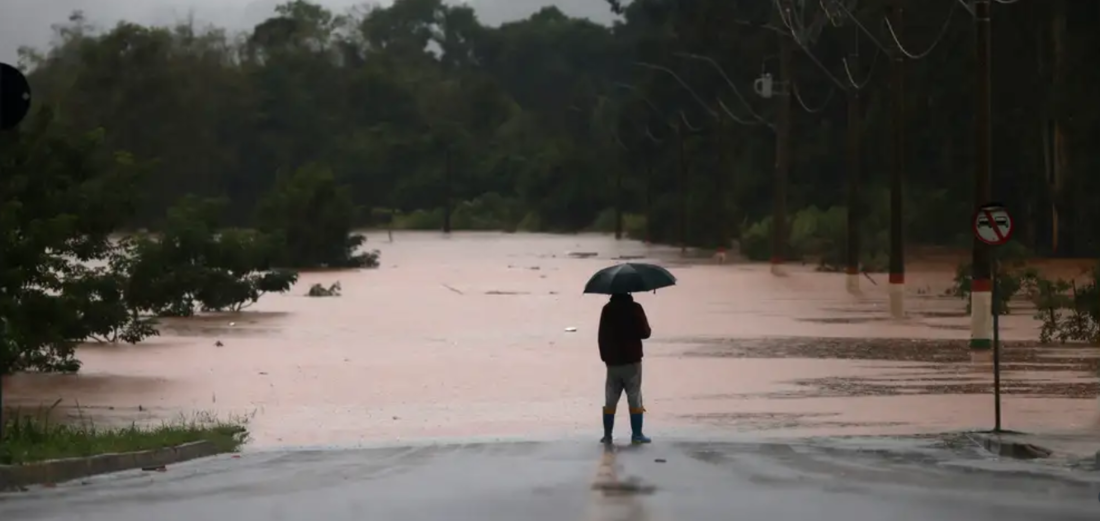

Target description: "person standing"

left=598, top=293, right=652, bottom=444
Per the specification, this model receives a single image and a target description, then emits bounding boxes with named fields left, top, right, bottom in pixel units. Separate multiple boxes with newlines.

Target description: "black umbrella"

left=583, top=262, right=677, bottom=295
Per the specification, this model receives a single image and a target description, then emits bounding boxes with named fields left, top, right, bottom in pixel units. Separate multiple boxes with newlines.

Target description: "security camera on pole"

left=754, top=40, right=791, bottom=278
left=0, top=61, right=33, bottom=440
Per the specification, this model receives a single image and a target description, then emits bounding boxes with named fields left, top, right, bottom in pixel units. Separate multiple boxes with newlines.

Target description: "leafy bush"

left=588, top=208, right=646, bottom=237
left=392, top=194, right=526, bottom=232
left=1031, top=263, right=1100, bottom=344
left=256, top=163, right=377, bottom=269
left=0, top=109, right=152, bottom=374
left=392, top=208, right=445, bottom=230
left=738, top=205, right=887, bottom=271
left=450, top=193, right=525, bottom=231
left=946, top=241, right=1037, bottom=315
left=117, top=197, right=299, bottom=317
left=516, top=211, right=542, bottom=232
left=738, top=216, right=777, bottom=262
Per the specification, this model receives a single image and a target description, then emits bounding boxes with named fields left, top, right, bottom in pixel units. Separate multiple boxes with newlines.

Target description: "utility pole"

left=1050, top=0, right=1066, bottom=254
left=442, top=146, right=452, bottom=234
left=845, top=22, right=862, bottom=294
left=645, top=162, right=654, bottom=244
left=677, top=119, right=688, bottom=255
left=615, top=165, right=624, bottom=240
left=772, top=20, right=793, bottom=276
left=888, top=0, right=905, bottom=318
left=970, top=0, right=994, bottom=350
left=715, top=113, right=728, bottom=256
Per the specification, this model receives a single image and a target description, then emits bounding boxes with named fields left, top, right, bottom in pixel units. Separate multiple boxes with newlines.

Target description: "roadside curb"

left=969, top=433, right=1053, bottom=460
left=0, top=440, right=225, bottom=490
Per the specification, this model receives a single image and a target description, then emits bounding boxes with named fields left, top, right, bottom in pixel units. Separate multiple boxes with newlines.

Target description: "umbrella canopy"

left=583, top=262, right=677, bottom=295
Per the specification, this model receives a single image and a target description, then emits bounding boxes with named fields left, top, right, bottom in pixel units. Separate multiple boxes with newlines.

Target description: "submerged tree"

left=256, top=164, right=379, bottom=268
left=0, top=108, right=150, bottom=374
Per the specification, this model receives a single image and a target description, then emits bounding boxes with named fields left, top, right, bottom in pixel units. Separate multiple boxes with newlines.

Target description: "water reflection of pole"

left=991, top=253, right=1002, bottom=432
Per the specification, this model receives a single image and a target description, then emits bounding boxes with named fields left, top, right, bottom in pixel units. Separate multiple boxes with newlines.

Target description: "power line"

left=793, top=83, right=836, bottom=113
left=673, top=53, right=774, bottom=129
left=842, top=47, right=879, bottom=89
left=773, top=0, right=855, bottom=91
left=713, top=98, right=759, bottom=127
left=634, top=62, right=719, bottom=121
left=883, top=1, right=959, bottom=60
left=835, top=1, right=894, bottom=54
left=954, top=0, right=975, bottom=16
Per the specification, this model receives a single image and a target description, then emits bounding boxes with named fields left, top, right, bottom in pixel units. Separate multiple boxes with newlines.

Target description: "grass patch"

left=0, top=402, right=249, bottom=465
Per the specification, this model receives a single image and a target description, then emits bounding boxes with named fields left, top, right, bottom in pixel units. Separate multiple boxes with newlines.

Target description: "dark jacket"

left=598, top=294, right=652, bottom=366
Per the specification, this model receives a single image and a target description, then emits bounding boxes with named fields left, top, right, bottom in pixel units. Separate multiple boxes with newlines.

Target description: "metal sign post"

left=973, top=202, right=1013, bottom=433
left=1, top=61, right=33, bottom=440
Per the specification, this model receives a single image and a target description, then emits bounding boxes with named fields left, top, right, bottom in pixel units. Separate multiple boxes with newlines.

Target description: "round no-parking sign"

left=973, top=203, right=1013, bottom=246
left=1, top=62, right=32, bottom=130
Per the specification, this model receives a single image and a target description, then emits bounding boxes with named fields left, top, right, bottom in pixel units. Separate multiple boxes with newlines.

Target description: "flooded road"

left=4, top=233, right=1099, bottom=446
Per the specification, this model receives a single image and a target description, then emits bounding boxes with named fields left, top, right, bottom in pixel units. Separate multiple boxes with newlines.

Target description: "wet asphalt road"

left=3, top=437, right=1099, bottom=521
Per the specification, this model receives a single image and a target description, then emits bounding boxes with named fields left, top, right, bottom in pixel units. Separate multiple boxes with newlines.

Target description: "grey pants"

left=604, top=362, right=644, bottom=413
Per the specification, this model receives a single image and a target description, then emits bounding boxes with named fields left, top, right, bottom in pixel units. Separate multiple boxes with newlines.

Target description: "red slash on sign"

left=973, top=204, right=1013, bottom=246
left=982, top=210, right=1005, bottom=242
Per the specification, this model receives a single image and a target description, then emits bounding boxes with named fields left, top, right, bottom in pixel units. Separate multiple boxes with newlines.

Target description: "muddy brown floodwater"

left=4, top=232, right=1100, bottom=447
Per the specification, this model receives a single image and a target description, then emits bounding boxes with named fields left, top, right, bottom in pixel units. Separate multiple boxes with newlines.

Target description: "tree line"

left=13, top=0, right=1097, bottom=261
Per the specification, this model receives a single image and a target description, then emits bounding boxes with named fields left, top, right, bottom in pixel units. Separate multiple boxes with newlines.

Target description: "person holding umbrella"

left=584, top=262, right=676, bottom=445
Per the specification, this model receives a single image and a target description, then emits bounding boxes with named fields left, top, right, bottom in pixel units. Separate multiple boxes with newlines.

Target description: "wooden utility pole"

left=615, top=152, right=624, bottom=240
left=772, top=23, right=793, bottom=275
left=970, top=0, right=994, bottom=350
left=677, top=119, right=688, bottom=255
left=845, top=22, right=862, bottom=294
left=1050, top=0, right=1066, bottom=253
left=442, top=146, right=453, bottom=234
left=645, top=162, right=654, bottom=244
left=715, top=114, right=728, bottom=253
left=888, top=0, right=905, bottom=318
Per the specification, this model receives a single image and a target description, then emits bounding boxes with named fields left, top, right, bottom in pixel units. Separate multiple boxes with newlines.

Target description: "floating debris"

left=307, top=281, right=342, bottom=297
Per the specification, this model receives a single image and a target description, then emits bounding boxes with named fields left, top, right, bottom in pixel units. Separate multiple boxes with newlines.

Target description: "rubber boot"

left=629, top=407, right=651, bottom=444
left=601, top=407, right=615, bottom=444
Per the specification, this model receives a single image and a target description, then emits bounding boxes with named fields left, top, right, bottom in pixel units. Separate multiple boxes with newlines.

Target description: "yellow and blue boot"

left=601, top=407, right=615, bottom=444
left=629, top=407, right=651, bottom=444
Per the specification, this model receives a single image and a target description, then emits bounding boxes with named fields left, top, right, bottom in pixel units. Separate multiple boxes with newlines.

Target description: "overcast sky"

left=0, top=0, right=617, bottom=63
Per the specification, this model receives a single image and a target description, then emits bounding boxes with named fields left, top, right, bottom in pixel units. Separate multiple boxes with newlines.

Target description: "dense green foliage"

left=14, top=0, right=1098, bottom=258
left=0, top=112, right=301, bottom=376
